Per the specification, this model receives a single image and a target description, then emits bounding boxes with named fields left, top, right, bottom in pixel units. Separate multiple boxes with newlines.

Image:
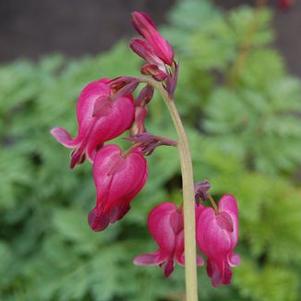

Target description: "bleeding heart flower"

left=51, top=79, right=135, bottom=168
left=196, top=195, right=240, bottom=287
left=88, top=144, right=148, bottom=231
left=134, top=202, right=203, bottom=277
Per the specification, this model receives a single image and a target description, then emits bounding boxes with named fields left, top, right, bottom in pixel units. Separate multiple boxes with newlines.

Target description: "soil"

left=0, top=0, right=300, bottom=77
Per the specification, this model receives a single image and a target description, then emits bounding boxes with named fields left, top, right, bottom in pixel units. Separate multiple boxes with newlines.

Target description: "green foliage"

left=0, top=0, right=301, bottom=300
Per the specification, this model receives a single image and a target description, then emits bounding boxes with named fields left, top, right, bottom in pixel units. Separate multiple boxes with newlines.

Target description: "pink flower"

left=134, top=202, right=203, bottom=277
left=196, top=195, right=240, bottom=287
left=88, top=144, right=148, bottom=231
left=51, top=79, right=135, bottom=168
left=131, top=11, right=174, bottom=65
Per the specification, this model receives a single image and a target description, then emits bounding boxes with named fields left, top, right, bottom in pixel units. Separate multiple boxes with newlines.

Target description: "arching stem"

left=141, top=77, right=198, bottom=301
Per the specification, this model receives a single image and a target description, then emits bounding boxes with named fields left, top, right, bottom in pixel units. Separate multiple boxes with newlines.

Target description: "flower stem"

left=142, top=77, right=198, bottom=301
left=208, top=194, right=218, bottom=212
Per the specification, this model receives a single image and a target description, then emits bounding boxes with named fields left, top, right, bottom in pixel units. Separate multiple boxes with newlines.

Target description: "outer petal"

left=133, top=202, right=181, bottom=277
left=89, top=145, right=148, bottom=231
left=219, top=195, right=239, bottom=247
left=219, top=195, right=238, bottom=216
left=133, top=251, right=163, bottom=266
left=129, top=38, right=165, bottom=68
left=228, top=253, right=240, bottom=267
left=197, top=195, right=240, bottom=287
left=76, top=79, right=111, bottom=134
left=141, top=64, right=167, bottom=81
left=85, top=95, right=135, bottom=161
left=132, top=11, right=158, bottom=35
left=134, top=202, right=205, bottom=277
left=207, top=257, right=232, bottom=287
left=50, top=127, right=77, bottom=148
left=51, top=79, right=135, bottom=168
left=195, top=203, right=206, bottom=219
left=148, top=202, right=179, bottom=256
left=197, top=207, right=232, bottom=257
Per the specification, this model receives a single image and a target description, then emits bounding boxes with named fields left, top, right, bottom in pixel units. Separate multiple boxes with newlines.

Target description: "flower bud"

left=131, top=11, right=174, bottom=65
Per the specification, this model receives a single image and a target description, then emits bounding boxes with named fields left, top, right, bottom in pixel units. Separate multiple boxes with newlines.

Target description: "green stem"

left=208, top=194, right=218, bottom=213
left=142, top=77, right=198, bottom=301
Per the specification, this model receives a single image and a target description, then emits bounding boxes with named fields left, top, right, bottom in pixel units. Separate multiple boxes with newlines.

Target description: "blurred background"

left=0, top=0, right=301, bottom=300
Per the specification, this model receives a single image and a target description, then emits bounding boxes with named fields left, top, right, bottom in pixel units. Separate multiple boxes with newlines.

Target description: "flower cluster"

left=134, top=193, right=239, bottom=287
left=51, top=11, right=240, bottom=288
left=51, top=77, right=148, bottom=231
left=51, top=12, right=177, bottom=232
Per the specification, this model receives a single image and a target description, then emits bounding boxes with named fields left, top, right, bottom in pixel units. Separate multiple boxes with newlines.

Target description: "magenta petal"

left=216, top=212, right=233, bottom=232
left=131, top=11, right=158, bottom=35
left=176, top=253, right=204, bottom=267
left=141, top=63, right=167, bottom=81
left=207, top=258, right=232, bottom=287
left=133, top=252, right=163, bottom=266
left=219, top=195, right=238, bottom=216
left=134, top=202, right=188, bottom=277
left=148, top=203, right=178, bottom=255
left=88, top=208, right=110, bottom=232
left=92, top=96, right=113, bottom=118
left=207, top=259, right=218, bottom=287
left=136, top=85, right=154, bottom=106
left=131, top=11, right=174, bottom=65
left=229, top=254, right=240, bottom=267
left=174, top=230, right=185, bottom=265
left=70, top=147, right=86, bottom=169
left=197, top=256, right=205, bottom=266
left=163, top=259, right=174, bottom=277
left=90, top=144, right=148, bottom=231
left=219, top=195, right=239, bottom=247
left=130, top=38, right=164, bottom=67
left=51, top=79, right=135, bottom=168
left=197, top=207, right=232, bottom=256
left=108, top=202, right=130, bottom=223
left=197, top=195, right=239, bottom=287
left=50, top=127, right=76, bottom=148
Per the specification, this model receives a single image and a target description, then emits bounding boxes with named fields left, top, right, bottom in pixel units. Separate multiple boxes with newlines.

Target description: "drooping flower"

left=134, top=202, right=203, bottom=277
left=196, top=195, right=240, bottom=287
left=88, top=144, right=148, bottom=231
left=130, top=12, right=178, bottom=96
left=51, top=79, right=135, bottom=168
